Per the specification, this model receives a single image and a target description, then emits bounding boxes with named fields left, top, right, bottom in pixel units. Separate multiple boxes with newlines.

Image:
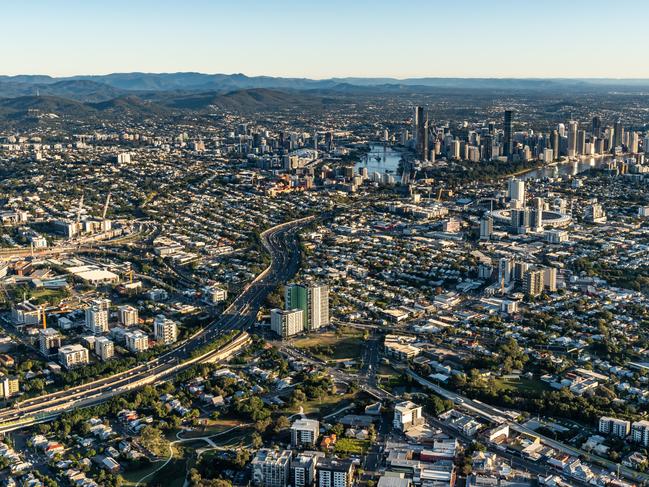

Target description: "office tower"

left=557, top=123, right=566, bottom=138
left=629, top=131, right=639, bottom=153
left=530, top=197, right=544, bottom=231
left=592, top=116, right=601, bottom=137
left=39, top=328, right=62, bottom=355
left=290, top=419, right=320, bottom=448
left=507, top=178, right=526, bottom=208
left=524, top=269, right=544, bottom=297
left=414, top=106, right=428, bottom=161
left=543, top=267, right=558, bottom=292
left=95, top=336, right=115, bottom=361
left=543, top=148, right=554, bottom=163
left=503, top=110, right=513, bottom=159
left=498, top=258, right=513, bottom=285
left=567, top=121, right=578, bottom=158
left=479, top=216, right=493, bottom=240
left=125, top=330, right=149, bottom=353
left=551, top=130, right=559, bottom=160
left=118, top=305, right=138, bottom=326
left=488, top=121, right=495, bottom=134
left=614, top=119, right=624, bottom=148
left=85, top=306, right=109, bottom=334
left=285, top=284, right=329, bottom=331
left=252, top=449, right=291, bottom=487
left=645, top=136, right=649, bottom=154
left=271, top=309, right=304, bottom=338
left=58, top=344, right=90, bottom=369
left=510, top=208, right=530, bottom=234
left=513, top=261, right=530, bottom=282
left=577, top=130, right=586, bottom=155
left=154, top=315, right=178, bottom=345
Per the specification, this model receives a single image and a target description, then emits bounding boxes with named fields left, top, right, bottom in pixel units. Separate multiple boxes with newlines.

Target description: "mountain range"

left=2, top=73, right=649, bottom=102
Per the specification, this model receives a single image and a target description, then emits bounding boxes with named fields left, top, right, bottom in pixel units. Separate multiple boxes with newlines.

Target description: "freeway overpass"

left=0, top=215, right=314, bottom=433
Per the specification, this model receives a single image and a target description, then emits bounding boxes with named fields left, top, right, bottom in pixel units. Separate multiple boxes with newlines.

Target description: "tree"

left=273, top=415, right=290, bottom=433
left=251, top=432, right=263, bottom=449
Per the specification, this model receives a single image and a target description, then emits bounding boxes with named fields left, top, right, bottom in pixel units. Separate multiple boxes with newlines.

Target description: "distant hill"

left=0, top=95, right=96, bottom=119
left=160, top=88, right=337, bottom=112
left=2, top=73, right=648, bottom=103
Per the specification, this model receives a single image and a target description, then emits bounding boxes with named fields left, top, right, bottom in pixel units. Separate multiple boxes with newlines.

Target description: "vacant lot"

left=292, top=327, right=365, bottom=362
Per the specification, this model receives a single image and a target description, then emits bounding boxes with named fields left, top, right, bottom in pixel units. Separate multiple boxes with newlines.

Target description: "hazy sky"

left=2, top=0, right=648, bottom=78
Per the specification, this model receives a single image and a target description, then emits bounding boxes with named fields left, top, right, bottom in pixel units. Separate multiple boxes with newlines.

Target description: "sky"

left=1, top=0, right=648, bottom=79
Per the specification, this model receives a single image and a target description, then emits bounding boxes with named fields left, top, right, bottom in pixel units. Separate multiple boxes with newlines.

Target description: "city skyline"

left=3, top=0, right=649, bottom=78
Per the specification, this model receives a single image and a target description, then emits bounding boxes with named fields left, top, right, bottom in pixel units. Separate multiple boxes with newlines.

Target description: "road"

left=404, top=368, right=649, bottom=485
left=0, top=215, right=315, bottom=432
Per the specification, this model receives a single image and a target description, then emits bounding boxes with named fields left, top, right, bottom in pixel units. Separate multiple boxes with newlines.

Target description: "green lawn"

left=292, top=327, right=364, bottom=362
left=334, top=437, right=370, bottom=455
left=493, top=377, right=551, bottom=394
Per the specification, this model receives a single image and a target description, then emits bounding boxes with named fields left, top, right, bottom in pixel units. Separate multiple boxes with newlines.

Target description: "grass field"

left=334, top=437, right=370, bottom=455
left=291, top=326, right=364, bottom=362
left=493, top=377, right=551, bottom=394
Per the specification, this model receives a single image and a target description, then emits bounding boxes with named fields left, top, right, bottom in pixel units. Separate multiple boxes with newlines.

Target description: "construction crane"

left=41, top=305, right=47, bottom=330
left=76, top=194, right=84, bottom=224
left=102, top=192, right=112, bottom=220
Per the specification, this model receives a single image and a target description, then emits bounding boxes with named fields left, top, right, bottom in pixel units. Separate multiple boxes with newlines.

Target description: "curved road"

left=0, top=215, right=314, bottom=431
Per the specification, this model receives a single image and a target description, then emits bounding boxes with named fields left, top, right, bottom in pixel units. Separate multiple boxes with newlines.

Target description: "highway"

left=0, top=215, right=315, bottom=433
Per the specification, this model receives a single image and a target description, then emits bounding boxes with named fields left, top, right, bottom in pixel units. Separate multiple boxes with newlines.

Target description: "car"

left=454, top=397, right=464, bottom=404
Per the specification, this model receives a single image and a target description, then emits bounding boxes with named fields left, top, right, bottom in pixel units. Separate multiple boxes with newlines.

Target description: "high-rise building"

left=393, top=401, right=424, bottom=432
left=0, top=375, right=19, bottom=399
left=551, top=130, right=559, bottom=160
left=153, top=315, right=178, bottom=345
left=290, top=419, right=320, bottom=448
left=632, top=421, right=649, bottom=446
left=39, top=328, right=62, bottom=356
left=285, top=284, right=329, bottom=331
left=291, top=452, right=323, bottom=487
left=125, top=330, right=149, bottom=353
left=599, top=417, right=630, bottom=438
left=271, top=309, right=304, bottom=338
left=85, top=306, right=109, bottom=335
left=592, top=116, right=601, bottom=137
left=510, top=208, right=530, bottom=234
left=95, top=336, right=115, bottom=361
left=118, top=305, right=138, bottom=326
left=530, top=197, right=544, bottom=232
left=58, top=344, right=90, bottom=369
left=498, top=258, right=513, bottom=285
left=524, top=269, right=544, bottom=297
left=503, top=110, right=513, bottom=159
left=614, top=119, right=624, bottom=148
left=629, top=131, right=639, bottom=153
left=316, top=458, right=354, bottom=487
left=567, top=121, right=578, bottom=158
left=507, top=178, right=526, bottom=208
left=577, top=130, right=586, bottom=155
left=479, top=216, right=493, bottom=241
left=251, top=449, right=291, bottom=487
left=543, top=267, right=558, bottom=292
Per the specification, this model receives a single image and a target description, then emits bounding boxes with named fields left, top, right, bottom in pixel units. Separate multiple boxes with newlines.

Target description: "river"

left=355, top=144, right=404, bottom=181
left=520, top=155, right=615, bottom=180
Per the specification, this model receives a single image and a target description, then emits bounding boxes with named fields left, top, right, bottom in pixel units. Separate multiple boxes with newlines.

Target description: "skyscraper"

left=614, top=119, right=624, bottom=149
left=567, top=121, right=578, bottom=158
left=285, top=283, right=330, bottom=331
left=551, top=130, right=559, bottom=161
left=414, top=106, right=428, bottom=161
left=592, top=116, right=601, bottom=137
left=503, top=110, right=513, bottom=159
